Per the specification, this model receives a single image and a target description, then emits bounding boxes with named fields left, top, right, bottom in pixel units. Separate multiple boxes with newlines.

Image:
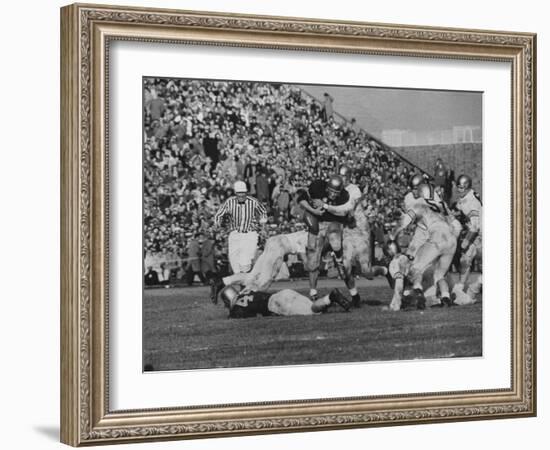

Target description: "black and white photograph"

left=142, top=78, right=483, bottom=372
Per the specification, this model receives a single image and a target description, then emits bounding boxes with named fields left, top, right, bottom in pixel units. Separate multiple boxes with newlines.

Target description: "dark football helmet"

left=327, top=174, right=344, bottom=200
left=456, top=174, right=472, bottom=197
left=220, top=284, right=241, bottom=309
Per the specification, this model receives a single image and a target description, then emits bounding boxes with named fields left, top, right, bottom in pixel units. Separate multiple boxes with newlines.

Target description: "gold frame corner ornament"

left=60, top=2, right=536, bottom=446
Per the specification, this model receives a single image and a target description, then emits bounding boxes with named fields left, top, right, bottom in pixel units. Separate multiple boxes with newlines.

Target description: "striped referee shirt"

left=214, top=195, right=268, bottom=233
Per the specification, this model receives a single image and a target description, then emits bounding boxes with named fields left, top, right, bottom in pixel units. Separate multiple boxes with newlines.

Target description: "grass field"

left=143, top=278, right=482, bottom=371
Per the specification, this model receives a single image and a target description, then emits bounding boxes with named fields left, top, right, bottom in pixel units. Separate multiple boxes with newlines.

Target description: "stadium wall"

left=392, top=143, right=482, bottom=194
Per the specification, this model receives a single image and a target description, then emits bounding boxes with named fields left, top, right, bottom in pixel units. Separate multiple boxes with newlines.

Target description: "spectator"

left=186, top=234, right=207, bottom=285
left=321, top=92, right=334, bottom=121
left=255, top=168, right=270, bottom=205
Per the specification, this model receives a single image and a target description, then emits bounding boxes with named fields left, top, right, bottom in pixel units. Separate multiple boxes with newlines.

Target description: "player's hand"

left=311, top=199, right=324, bottom=209
left=461, top=239, right=470, bottom=251
left=310, top=208, right=324, bottom=216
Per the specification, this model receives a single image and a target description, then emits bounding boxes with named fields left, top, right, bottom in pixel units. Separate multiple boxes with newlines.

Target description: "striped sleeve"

left=214, top=198, right=231, bottom=226
left=255, top=199, right=268, bottom=224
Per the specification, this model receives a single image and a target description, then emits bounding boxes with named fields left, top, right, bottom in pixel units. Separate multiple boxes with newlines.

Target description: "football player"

left=391, top=183, right=458, bottom=308
left=297, top=175, right=351, bottom=300
left=220, top=284, right=351, bottom=318
left=210, top=230, right=307, bottom=303
left=451, top=174, right=482, bottom=300
left=404, top=174, right=461, bottom=259
left=330, top=165, right=369, bottom=307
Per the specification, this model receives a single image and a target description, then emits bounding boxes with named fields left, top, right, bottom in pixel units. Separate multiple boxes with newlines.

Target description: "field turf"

left=143, top=278, right=482, bottom=372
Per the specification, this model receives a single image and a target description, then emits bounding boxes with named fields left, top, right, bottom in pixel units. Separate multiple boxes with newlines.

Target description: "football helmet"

left=220, top=284, right=241, bottom=309
left=327, top=174, right=344, bottom=200
left=409, top=173, right=424, bottom=190
left=416, top=183, right=435, bottom=200
left=456, top=174, right=472, bottom=197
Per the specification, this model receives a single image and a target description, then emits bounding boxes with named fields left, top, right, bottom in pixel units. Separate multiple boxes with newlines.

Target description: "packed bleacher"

left=143, top=78, right=418, bottom=285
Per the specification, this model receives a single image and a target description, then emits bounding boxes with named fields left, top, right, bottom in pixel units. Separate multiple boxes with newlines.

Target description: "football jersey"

left=403, top=201, right=449, bottom=231
left=297, top=179, right=350, bottom=224
left=229, top=291, right=272, bottom=318
left=346, top=183, right=362, bottom=204
left=456, top=190, right=482, bottom=232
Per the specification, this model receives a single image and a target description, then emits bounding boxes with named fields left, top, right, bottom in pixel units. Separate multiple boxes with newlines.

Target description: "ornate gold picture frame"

left=60, top=3, right=536, bottom=446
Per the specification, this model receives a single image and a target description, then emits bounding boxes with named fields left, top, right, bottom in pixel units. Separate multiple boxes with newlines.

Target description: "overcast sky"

left=300, top=84, right=482, bottom=137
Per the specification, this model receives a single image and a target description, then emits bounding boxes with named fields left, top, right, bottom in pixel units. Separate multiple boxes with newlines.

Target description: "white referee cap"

left=233, top=181, right=248, bottom=193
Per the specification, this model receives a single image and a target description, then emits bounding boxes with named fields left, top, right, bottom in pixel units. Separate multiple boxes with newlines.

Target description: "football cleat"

left=329, top=289, right=351, bottom=311
left=351, top=294, right=361, bottom=308
left=413, top=288, right=426, bottom=310
left=441, top=296, right=455, bottom=307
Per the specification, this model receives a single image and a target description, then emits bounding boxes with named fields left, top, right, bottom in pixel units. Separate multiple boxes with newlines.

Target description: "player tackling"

left=390, top=182, right=458, bottom=309
left=210, top=230, right=307, bottom=303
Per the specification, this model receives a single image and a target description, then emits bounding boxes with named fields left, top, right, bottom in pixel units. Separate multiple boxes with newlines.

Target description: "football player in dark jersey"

left=297, top=175, right=350, bottom=300
left=220, top=284, right=351, bottom=318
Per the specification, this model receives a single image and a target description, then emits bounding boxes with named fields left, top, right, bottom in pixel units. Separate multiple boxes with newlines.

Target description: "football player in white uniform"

left=219, top=284, right=350, bottom=318
left=404, top=174, right=461, bottom=259
left=391, top=183, right=458, bottom=308
left=451, top=174, right=483, bottom=303
left=210, top=230, right=307, bottom=303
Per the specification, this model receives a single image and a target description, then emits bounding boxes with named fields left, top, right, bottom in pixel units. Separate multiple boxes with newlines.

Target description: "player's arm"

left=323, top=193, right=357, bottom=216
left=387, top=256, right=407, bottom=311
left=296, top=189, right=323, bottom=216
left=390, top=210, right=414, bottom=240
left=461, top=210, right=480, bottom=251
left=389, top=277, right=405, bottom=311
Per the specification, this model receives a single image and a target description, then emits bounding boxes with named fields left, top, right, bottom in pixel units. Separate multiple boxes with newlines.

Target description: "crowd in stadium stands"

left=143, top=78, right=424, bottom=286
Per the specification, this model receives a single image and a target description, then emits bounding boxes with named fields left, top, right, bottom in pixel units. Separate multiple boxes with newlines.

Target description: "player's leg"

left=342, top=231, right=363, bottom=307
left=327, top=222, right=346, bottom=279
left=408, top=241, right=441, bottom=309
left=407, top=226, right=428, bottom=259
left=432, top=253, right=454, bottom=306
left=454, top=235, right=479, bottom=293
left=268, top=289, right=317, bottom=315
left=305, top=224, right=327, bottom=299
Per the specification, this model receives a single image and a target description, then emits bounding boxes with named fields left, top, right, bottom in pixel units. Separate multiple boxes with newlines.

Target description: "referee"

left=214, top=181, right=267, bottom=274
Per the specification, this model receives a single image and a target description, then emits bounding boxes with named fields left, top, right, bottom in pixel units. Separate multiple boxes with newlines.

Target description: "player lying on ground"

left=219, top=284, right=351, bottom=318
left=390, top=183, right=458, bottom=309
left=451, top=174, right=483, bottom=301
left=210, top=230, right=307, bottom=303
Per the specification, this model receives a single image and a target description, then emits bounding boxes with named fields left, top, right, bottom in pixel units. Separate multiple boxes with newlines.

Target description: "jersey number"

left=235, top=294, right=253, bottom=307
left=424, top=199, right=449, bottom=215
